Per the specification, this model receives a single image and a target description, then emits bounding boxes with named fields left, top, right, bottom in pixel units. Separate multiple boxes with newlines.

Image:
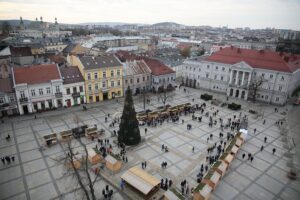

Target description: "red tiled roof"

left=143, top=58, right=175, bottom=76
left=115, top=51, right=175, bottom=76
left=205, top=47, right=300, bottom=73
left=13, top=64, right=61, bottom=85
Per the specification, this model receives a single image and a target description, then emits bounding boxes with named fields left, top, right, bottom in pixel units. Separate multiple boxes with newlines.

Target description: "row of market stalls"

left=191, top=130, right=248, bottom=200
left=42, top=125, right=105, bottom=146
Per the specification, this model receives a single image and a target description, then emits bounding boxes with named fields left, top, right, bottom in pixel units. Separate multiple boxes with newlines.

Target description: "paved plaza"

left=0, top=87, right=300, bottom=200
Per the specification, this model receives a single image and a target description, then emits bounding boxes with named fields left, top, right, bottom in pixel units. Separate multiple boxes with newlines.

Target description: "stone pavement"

left=0, top=87, right=299, bottom=200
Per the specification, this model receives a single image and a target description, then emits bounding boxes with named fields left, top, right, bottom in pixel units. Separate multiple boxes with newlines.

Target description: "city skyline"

left=0, top=0, right=300, bottom=30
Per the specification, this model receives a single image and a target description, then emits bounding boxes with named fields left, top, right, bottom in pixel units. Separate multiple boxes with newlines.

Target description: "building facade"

left=0, top=78, right=18, bottom=117
left=59, top=65, right=86, bottom=107
left=12, top=64, right=64, bottom=115
left=67, top=54, right=123, bottom=103
left=123, top=60, right=152, bottom=95
left=181, top=47, right=300, bottom=105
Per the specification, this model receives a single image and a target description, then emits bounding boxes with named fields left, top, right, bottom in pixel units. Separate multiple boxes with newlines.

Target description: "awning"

left=121, top=166, right=160, bottom=195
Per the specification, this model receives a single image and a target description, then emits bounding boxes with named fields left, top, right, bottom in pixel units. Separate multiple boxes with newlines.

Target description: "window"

left=111, top=70, right=114, bottom=77
left=87, top=73, right=91, bottom=80
left=190, top=67, right=192, bottom=70
left=111, top=81, right=114, bottom=87
left=20, top=91, right=25, bottom=98
left=207, top=65, right=210, bottom=69
left=125, top=79, right=128, bottom=84
left=94, top=73, right=98, bottom=79
left=55, top=86, right=60, bottom=93
left=270, top=74, right=273, bottom=79
left=199, top=68, right=201, bottom=72
left=0, top=97, right=4, bottom=104
left=221, top=76, right=224, bottom=81
left=281, top=76, right=284, bottom=81
left=46, top=87, right=51, bottom=94
left=117, top=70, right=120, bottom=76
left=215, top=66, right=218, bottom=70
left=262, top=73, right=265, bottom=77
left=214, top=75, right=217, bottom=80
left=186, top=66, right=188, bottom=69
left=103, top=71, right=106, bottom=78
left=79, top=86, right=83, bottom=92
left=206, top=74, right=209, bottom=78
left=276, top=97, right=279, bottom=102
left=222, top=67, right=225, bottom=71
left=194, top=68, right=196, bottom=71
left=137, top=78, right=140, bottom=83
left=39, top=88, right=43, bottom=95
left=265, top=96, right=268, bottom=100
left=117, top=80, right=121, bottom=86
left=95, top=84, right=98, bottom=90
left=66, top=88, right=70, bottom=95
left=130, top=79, right=133, bottom=84
left=143, top=76, right=145, bottom=82
left=31, top=89, right=36, bottom=96
left=102, top=81, right=106, bottom=88
left=88, top=84, right=92, bottom=91
left=147, top=76, right=149, bottom=81
left=9, top=96, right=14, bottom=102
left=279, top=86, right=282, bottom=91
left=73, top=87, right=77, bottom=93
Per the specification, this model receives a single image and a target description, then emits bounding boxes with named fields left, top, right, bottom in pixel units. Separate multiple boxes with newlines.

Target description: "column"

left=241, top=71, right=245, bottom=86
left=244, top=91, right=248, bottom=100
left=53, top=99, right=58, bottom=107
left=247, top=72, right=252, bottom=86
left=235, top=71, right=239, bottom=85
left=37, top=102, right=41, bottom=110
left=45, top=100, right=49, bottom=108
left=229, top=70, right=233, bottom=84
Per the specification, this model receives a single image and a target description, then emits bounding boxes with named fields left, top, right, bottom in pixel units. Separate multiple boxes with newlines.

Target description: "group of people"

left=102, top=185, right=113, bottom=199
left=161, top=144, right=169, bottom=152
left=160, top=178, right=172, bottom=191
left=1, top=156, right=15, bottom=165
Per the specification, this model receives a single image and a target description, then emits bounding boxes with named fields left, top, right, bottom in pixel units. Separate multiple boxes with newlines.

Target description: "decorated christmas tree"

left=118, top=87, right=141, bottom=145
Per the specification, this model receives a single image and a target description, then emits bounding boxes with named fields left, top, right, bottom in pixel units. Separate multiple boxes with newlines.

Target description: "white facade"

left=182, top=58, right=300, bottom=105
left=63, top=82, right=86, bottom=107
left=13, top=80, right=64, bottom=115
left=152, top=73, right=176, bottom=91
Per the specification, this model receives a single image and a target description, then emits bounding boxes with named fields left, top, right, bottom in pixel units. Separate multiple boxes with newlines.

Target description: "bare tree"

left=248, top=76, right=267, bottom=103
left=157, top=84, right=175, bottom=106
left=57, top=115, right=100, bottom=200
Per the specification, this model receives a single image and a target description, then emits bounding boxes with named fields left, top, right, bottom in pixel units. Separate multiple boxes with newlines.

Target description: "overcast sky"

left=0, top=0, right=300, bottom=30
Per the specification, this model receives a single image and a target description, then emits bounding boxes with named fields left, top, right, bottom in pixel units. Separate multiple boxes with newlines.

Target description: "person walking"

left=272, top=148, right=276, bottom=155
left=192, top=146, right=195, bottom=153
left=250, top=156, right=254, bottom=163
left=260, top=145, right=264, bottom=151
left=242, top=153, right=245, bottom=159
left=264, top=137, right=267, bottom=143
left=145, top=128, right=147, bottom=134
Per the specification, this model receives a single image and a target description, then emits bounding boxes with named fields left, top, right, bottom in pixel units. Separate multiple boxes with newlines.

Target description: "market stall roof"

left=231, top=145, right=239, bottom=154
left=164, top=190, right=181, bottom=200
left=200, top=184, right=213, bottom=198
left=121, top=166, right=160, bottom=195
left=210, top=172, right=221, bottom=184
left=105, top=155, right=118, bottom=165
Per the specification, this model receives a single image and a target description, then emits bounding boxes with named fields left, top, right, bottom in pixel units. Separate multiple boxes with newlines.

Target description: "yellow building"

left=67, top=54, right=123, bottom=103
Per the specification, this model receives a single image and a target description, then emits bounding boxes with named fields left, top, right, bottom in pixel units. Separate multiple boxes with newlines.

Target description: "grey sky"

left=0, top=0, right=300, bottom=30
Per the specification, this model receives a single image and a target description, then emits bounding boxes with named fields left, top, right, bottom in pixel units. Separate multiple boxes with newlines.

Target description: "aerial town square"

left=0, top=0, right=300, bottom=200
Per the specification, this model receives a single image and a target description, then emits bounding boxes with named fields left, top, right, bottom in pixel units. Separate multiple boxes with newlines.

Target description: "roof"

left=63, top=43, right=88, bottom=54
left=144, top=58, right=175, bottom=76
left=115, top=51, right=175, bottom=76
left=49, top=55, right=65, bottom=64
left=0, top=78, right=14, bottom=93
left=105, top=155, right=118, bottom=165
left=10, top=46, right=32, bottom=57
left=79, top=55, right=122, bottom=69
left=13, top=64, right=61, bottom=85
left=125, top=60, right=151, bottom=76
left=205, top=47, right=300, bottom=73
left=59, top=65, right=84, bottom=84
left=121, top=166, right=160, bottom=195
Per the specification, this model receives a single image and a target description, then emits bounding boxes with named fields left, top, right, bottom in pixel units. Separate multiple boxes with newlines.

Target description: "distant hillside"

left=0, top=19, right=32, bottom=27
left=151, top=22, right=184, bottom=28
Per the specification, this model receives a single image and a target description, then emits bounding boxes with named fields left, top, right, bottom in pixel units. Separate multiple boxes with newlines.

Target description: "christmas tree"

left=118, top=87, right=141, bottom=145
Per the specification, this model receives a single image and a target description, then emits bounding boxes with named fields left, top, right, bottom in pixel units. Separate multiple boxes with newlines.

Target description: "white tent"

left=239, top=129, right=248, bottom=141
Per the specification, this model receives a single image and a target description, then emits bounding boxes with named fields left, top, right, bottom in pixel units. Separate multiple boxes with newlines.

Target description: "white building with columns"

left=12, top=64, right=64, bottom=115
left=181, top=47, right=300, bottom=105
left=59, top=65, right=86, bottom=107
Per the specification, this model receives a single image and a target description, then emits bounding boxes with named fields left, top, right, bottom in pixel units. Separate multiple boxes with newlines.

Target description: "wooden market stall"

left=230, top=145, right=239, bottom=156
left=193, top=182, right=213, bottom=200
left=87, top=148, right=102, bottom=164
left=121, top=166, right=160, bottom=199
left=43, top=133, right=58, bottom=146
left=105, top=155, right=122, bottom=172
left=65, top=159, right=81, bottom=169
left=220, top=153, right=234, bottom=165
left=235, top=138, right=243, bottom=148
left=202, top=169, right=221, bottom=189
left=60, top=130, right=73, bottom=141
left=85, top=127, right=98, bottom=138
left=212, top=160, right=228, bottom=177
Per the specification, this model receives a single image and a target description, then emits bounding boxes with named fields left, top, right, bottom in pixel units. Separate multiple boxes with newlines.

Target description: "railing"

left=19, top=97, right=28, bottom=103
left=55, top=92, right=62, bottom=98
left=72, top=92, right=81, bottom=98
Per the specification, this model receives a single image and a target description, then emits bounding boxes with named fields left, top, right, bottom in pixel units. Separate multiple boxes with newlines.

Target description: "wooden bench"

left=44, top=133, right=58, bottom=146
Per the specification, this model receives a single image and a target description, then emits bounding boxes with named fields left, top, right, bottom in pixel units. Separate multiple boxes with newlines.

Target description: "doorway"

left=103, top=92, right=108, bottom=100
left=23, top=105, right=29, bottom=114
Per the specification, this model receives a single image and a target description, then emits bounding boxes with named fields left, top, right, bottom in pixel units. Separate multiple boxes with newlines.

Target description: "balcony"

left=19, top=97, right=28, bottom=103
left=55, top=92, right=62, bottom=98
left=72, top=92, right=81, bottom=98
